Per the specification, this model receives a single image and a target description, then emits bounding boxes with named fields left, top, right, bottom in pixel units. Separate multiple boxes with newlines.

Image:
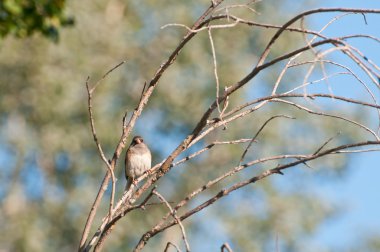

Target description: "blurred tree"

left=0, top=1, right=379, bottom=252
left=0, top=0, right=73, bottom=42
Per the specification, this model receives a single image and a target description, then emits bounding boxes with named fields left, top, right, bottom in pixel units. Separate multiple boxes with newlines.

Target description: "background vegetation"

left=0, top=1, right=379, bottom=251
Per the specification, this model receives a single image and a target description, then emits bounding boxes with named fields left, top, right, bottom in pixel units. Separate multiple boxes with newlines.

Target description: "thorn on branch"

left=122, top=111, right=128, bottom=129
left=313, top=131, right=341, bottom=155
left=273, top=169, right=284, bottom=175
left=299, top=159, right=313, bottom=169
left=143, top=233, right=151, bottom=240
left=85, top=76, right=92, bottom=93
left=360, top=13, right=368, bottom=25
left=138, top=81, right=147, bottom=106
left=219, top=189, right=227, bottom=196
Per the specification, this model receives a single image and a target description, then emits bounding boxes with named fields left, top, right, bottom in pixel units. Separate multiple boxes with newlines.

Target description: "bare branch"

left=225, top=93, right=380, bottom=119
left=89, top=187, right=156, bottom=252
left=333, top=148, right=380, bottom=154
left=174, top=138, right=252, bottom=167
left=134, top=141, right=380, bottom=249
left=85, top=76, right=116, bottom=233
left=85, top=77, right=112, bottom=170
left=80, top=5, right=380, bottom=252
left=255, top=8, right=380, bottom=67
left=108, top=138, right=253, bottom=218
left=80, top=2, right=227, bottom=250
left=80, top=60, right=127, bottom=250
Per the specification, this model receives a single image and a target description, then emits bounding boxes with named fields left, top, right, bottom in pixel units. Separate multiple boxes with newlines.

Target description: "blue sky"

left=308, top=0, right=380, bottom=250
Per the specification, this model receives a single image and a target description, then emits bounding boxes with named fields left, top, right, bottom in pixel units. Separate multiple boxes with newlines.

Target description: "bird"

left=125, top=135, right=152, bottom=190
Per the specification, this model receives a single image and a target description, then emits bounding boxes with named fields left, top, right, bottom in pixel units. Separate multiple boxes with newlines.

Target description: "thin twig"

left=238, top=115, right=295, bottom=165
left=271, top=98, right=380, bottom=140
left=255, top=8, right=380, bottom=68
left=91, top=61, right=126, bottom=92
left=85, top=77, right=116, bottom=223
left=164, top=242, right=182, bottom=252
left=208, top=27, right=222, bottom=116
left=224, top=93, right=380, bottom=119
left=215, top=0, right=260, bottom=15
left=221, top=243, right=234, bottom=252
left=271, top=53, right=301, bottom=95
left=174, top=138, right=252, bottom=167
left=79, top=61, right=127, bottom=251
left=161, top=21, right=240, bottom=33
left=134, top=154, right=307, bottom=250
left=333, top=148, right=380, bottom=153
left=313, top=132, right=341, bottom=155
left=154, top=190, right=191, bottom=252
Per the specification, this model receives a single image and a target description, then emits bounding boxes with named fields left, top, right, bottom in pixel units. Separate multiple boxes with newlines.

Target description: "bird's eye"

left=134, top=138, right=143, bottom=144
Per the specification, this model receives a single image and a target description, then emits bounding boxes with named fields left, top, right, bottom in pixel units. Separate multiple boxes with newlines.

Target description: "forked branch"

left=80, top=4, right=380, bottom=252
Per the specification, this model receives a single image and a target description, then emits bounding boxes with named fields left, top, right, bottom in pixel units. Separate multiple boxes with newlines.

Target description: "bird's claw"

left=145, top=168, right=154, bottom=176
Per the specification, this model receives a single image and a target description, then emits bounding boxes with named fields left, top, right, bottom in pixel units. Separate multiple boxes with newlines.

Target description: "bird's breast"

left=126, top=152, right=151, bottom=178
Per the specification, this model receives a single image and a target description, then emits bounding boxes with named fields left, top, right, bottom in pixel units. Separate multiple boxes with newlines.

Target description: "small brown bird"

left=125, top=136, right=151, bottom=190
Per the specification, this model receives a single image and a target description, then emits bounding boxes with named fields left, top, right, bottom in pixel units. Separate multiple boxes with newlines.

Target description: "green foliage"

left=0, top=0, right=73, bottom=42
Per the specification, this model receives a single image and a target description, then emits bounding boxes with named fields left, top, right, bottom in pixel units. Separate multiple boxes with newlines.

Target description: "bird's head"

left=131, top=136, right=144, bottom=145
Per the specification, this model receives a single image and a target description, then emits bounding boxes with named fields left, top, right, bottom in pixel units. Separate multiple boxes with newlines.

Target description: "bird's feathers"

left=125, top=138, right=151, bottom=190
